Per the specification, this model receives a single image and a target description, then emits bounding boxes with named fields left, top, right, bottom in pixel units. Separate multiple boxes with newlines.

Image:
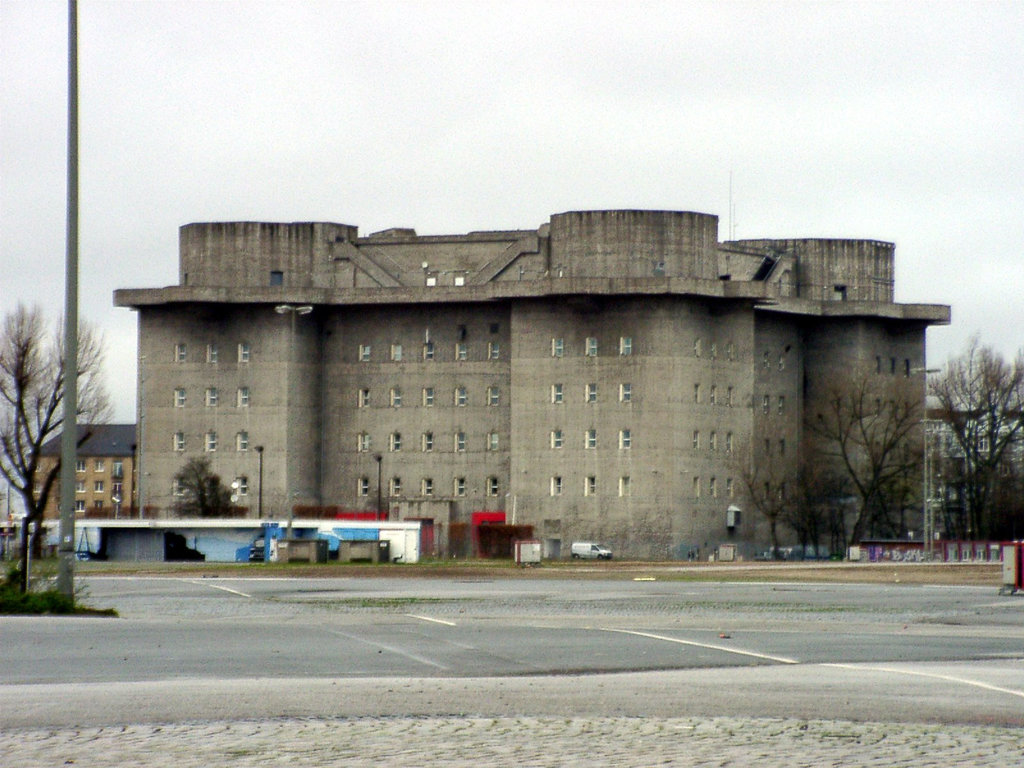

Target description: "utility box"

left=277, top=538, right=329, bottom=563
left=515, top=539, right=542, bottom=566
left=338, top=539, right=390, bottom=563
left=717, top=544, right=736, bottom=562
left=1001, top=543, right=1023, bottom=595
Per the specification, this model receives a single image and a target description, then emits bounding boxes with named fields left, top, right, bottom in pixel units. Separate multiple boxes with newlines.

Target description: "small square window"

left=422, top=387, right=435, bottom=406
left=205, top=432, right=217, bottom=452
left=619, top=429, right=631, bottom=449
left=423, top=342, right=435, bottom=360
left=358, top=477, right=370, bottom=496
left=234, top=476, right=249, bottom=496
left=173, top=432, right=185, bottom=451
left=619, top=476, right=631, bottom=497
left=75, top=460, right=86, bottom=473
left=75, top=480, right=86, bottom=493
left=455, top=342, right=467, bottom=360
left=421, top=478, right=434, bottom=496
left=74, top=500, right=85, bottom=512
left=550, top=476, right=563, bottom=496
left=585, top=429, right=597, bottom=449
left=454, top=477, right=466, bottom=497
left=487, top=432, right=499, bottom=451
left=237, top=387, right=250, bottom=407
left=455, top=432, right=466, bottom=452
left=175, top=343, right=187, bottom=363
left=619, top=336, right=632, bottom=356
left=620, top=383, right=632, bottom=403
left=487, top=387, right=500, bottom=406
left=762, top=394, right=770, bottom=415
left=486, top=477, right=499, bottom=496
left=551, top=384, right=564, bottom=404
left=455, top=386, right=467, bottom=406
left=390, top=388, right=402, bottom=407
left=488, top=342, right=500, bottom=360
left=490, top=323, right=500, bottom=334
left=391, top=344, right=403, bottom=361
left=357, top=433, right=371, bottom=452
left=359, top=344, right=371, bottom=361
left=390, top=432, right=402, bottom=451
left=238, top=342, right=251, bottom=363
left=585, top=476, right=596, bottom=496
left=94, top=459, right=105, bottom=472
left=206, top=344, right=218, bottom=364
left=270, top=270, right=283, bottom=286
left=422, top=432, right=434, bottom=452
left=174, top=388, right=186, bottom=407
left=236, top=431, right=249, bottom=451
left=94, top=480, right=104, bottom=493
left=693, top=430, right=700, bottom=450
left=586, top=383, right=597, bottom=403
left=551, top=338, right=564, bottom=358
left=358, top=388, right=370, bottom=407
left=551, top=429, right=564, bottom=449
left=205, top=387, right=218, bottom=407
left=390, top=477, right=402, bottom=496
left=586, top=337, right=598, bottom=357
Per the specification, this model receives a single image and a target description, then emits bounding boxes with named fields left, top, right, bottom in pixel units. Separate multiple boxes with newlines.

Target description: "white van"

left=571, top=541, right=613, bottom=560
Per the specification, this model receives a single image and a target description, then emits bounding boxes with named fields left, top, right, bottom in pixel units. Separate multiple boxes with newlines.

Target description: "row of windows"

left=354, top=476, right=501, bottom=498
left=173, top=387, right=250, bottom=408
left=359, top=341, right=503, bottom=362
left=74, top=459, right=125, bottom=475
left=173, top=431, right=251, bottom=453
left=174, top=343, right=250, bottom=364
left=75, top=480, right=123, bottom=495
left=172, top=475, right=250, bottom=497
left=355, top=428, right=634, bottom=453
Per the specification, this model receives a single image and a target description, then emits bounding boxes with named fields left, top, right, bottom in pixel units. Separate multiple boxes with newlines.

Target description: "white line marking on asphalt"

left=321, top=628, right=450, bottom=670
left=604, top=629, right=800, bottom=664
left=185, top=580, right=252, bottom=598
left=823, top=663, right=1024, bottom=700
left=406, top=614, right=457, bottom=626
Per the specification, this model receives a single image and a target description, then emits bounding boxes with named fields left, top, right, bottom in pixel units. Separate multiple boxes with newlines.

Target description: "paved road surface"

left=3, top=573, right=1022, bottom=766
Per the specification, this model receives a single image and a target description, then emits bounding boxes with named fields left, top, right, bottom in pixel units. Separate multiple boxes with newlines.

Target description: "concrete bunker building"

left=115, top=209, right=950, bottom=559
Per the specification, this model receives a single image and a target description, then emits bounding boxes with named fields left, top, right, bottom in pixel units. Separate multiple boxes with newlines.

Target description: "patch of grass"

left=0, top=565, right=117, bottom=616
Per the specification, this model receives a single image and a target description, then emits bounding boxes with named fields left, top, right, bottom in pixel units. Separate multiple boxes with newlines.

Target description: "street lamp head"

left=255, top=445, right=263, bottom=453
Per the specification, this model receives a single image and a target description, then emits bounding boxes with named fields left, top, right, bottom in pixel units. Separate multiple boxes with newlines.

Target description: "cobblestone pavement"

left=3, top=715, right=1019, bottom=768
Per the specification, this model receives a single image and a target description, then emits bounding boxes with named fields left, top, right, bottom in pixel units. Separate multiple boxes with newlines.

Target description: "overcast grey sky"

left=2, top=0, right=1022, bottom=423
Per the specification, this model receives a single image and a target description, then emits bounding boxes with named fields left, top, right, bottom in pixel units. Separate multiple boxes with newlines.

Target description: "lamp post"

left=255, top=445, right=264, bottom=519
left=273, top=304, right=312, bottom=533
left=914, top=367, right=940, bottom=560
left=374, top=453, right=383, bottom=519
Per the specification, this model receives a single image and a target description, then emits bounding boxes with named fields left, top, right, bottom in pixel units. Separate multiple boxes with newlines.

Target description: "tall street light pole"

left=274, top=305, right=312, bottom=538
left=57, top=0, right=80, bottom=599
left=255, top=445, right=264, bottom=519
left=374, top=453, right=383, bottom=518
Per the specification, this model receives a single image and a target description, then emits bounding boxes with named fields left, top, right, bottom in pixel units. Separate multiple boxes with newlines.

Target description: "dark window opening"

left=270, top=270, right=284, bottom=286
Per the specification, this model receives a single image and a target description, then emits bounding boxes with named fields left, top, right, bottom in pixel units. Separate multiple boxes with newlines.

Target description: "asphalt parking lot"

left=3, top=566, right=1023, bottom=766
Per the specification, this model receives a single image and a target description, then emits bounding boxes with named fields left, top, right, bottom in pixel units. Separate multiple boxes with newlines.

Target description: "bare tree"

left=930, top=337, right=1024, bottom=539
left=172, top=457, right=238, bottom=518
left=0, top=305, right=110, bottom=588
left=808, top=369, right=922, bottom=547
left=733, top=438, right=792, bottom=558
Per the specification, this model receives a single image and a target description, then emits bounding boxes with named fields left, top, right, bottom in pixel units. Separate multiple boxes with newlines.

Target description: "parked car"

left=571, top=541, right=613, bottom=560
